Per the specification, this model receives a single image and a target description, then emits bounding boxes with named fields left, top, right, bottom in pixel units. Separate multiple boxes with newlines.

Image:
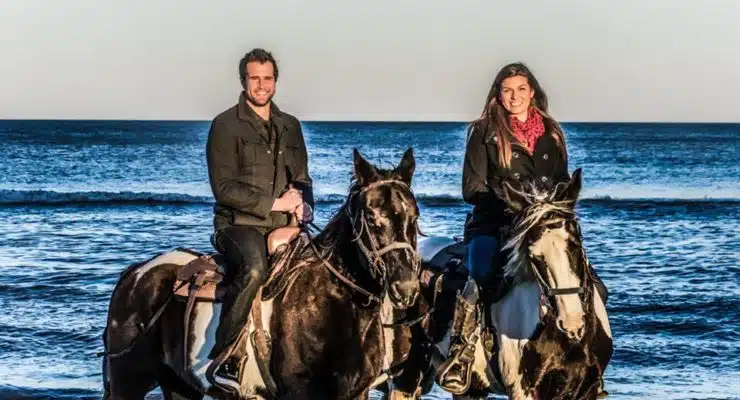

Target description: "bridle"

left=345, top=179, right=421, bottom=282
left=518, top=213, right=587, bottom=312
left=306, top=179, right=421, bottom=307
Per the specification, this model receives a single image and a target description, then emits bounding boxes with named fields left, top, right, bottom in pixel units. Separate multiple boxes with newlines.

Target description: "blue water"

left=1, top=120, right=739, bottom=399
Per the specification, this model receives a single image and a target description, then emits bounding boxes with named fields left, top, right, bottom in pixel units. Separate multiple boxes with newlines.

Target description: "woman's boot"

left=436, top=280, right=479, bottom=394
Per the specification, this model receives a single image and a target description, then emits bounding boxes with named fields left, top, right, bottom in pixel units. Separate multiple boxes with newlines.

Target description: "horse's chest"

left=356, top=312, right=386, bottom=365
left=518, top=323, right=602, bottom=399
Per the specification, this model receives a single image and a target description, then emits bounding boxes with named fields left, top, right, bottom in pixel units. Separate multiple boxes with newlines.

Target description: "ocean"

left=0, top=120, right=738, bottom=399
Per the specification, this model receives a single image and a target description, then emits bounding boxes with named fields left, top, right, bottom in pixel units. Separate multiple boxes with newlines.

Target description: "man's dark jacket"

left=206, top=93, right=314, bottom=232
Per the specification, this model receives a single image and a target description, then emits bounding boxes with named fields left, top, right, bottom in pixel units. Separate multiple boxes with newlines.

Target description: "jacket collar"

left=237, top=91, right=287, bottom=135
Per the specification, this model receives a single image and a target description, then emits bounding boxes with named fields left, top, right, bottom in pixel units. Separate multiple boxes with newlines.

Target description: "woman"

left=461, top=62, right=569, bottom=289
left=437, top=62, right=588, bottom=394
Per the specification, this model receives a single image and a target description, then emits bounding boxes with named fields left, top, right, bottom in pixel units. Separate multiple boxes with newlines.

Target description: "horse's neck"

left=318, top=217, right=383, bottom=297
left=491, top=281, right=542, bottom=340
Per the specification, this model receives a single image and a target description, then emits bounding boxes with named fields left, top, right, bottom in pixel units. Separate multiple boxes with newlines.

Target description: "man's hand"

left=272, top=188, right=303, bottom=212
left=293, top=202, right=314, bottom=223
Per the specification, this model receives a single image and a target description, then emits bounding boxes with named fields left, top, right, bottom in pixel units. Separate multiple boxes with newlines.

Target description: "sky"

left=1, top=0, right=739, bottom=122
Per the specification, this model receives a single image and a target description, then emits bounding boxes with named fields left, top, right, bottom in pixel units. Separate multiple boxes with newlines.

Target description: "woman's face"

left=500, top=75, right=535, bottom=120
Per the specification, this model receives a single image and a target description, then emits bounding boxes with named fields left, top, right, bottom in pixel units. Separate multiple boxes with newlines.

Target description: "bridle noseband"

left=531, top=258, right=585, bottom=298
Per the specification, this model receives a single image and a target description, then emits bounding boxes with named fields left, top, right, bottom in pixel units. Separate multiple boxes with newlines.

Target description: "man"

left=205, top=48, right=314, bottom=391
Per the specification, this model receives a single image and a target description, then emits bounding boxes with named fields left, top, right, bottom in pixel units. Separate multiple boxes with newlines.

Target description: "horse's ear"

left=558, top=168, right=583, bottom=206
left=495, top=179, right=528, bottom=213
left=353, top=148, right=380, bottom=185
left=393, top=147, right=415, bottom=185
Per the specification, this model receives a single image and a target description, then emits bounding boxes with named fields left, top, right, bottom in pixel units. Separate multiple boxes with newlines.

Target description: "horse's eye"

left=546, top=221, right=564, bottom=230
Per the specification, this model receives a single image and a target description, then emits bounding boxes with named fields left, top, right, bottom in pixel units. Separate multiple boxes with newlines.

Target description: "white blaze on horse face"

left=529, top=225, right=585, bottom=339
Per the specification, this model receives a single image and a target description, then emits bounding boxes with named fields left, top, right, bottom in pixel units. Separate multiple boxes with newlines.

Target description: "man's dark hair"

left=239, top=48, right=279, bottom=84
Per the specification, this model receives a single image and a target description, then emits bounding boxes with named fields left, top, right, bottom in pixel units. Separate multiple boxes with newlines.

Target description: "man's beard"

left=246, top=91, right=274, bottom=107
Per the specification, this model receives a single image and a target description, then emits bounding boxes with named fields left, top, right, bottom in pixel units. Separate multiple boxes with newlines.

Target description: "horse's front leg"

left=496, top=337, right=534, bottom=400
left=272, top=327, right=328, bottom=400
left=271, top=277, right=332, bottom=399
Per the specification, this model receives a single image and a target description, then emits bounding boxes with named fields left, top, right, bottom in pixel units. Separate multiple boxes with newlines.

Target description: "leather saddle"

left=171, top=226, right=304, bottom=397
left=172, top=226, right=303, bottom=302
left=423, top=240, right=467, bottom=274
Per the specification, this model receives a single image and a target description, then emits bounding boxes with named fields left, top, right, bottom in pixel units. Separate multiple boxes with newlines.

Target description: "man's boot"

left=436, top=280, right=480, bottom=395
left=210, top=307, right=249, bottom=395
left=212, top=355, right=243, bottom=393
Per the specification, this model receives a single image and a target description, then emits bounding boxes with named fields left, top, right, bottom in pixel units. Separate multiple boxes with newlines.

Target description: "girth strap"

left=182, top=264, right=211, bottom=368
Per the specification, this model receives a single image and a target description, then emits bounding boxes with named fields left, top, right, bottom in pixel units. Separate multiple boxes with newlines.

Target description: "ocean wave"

left=0, top=189, right=213, bottom=205
left=2, top=189, right=740, bottom=207
left=0, top=387, right=100, bottom=400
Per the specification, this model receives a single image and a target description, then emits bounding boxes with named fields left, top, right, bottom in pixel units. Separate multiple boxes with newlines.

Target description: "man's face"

left=244, top=61, right=276, bottom=107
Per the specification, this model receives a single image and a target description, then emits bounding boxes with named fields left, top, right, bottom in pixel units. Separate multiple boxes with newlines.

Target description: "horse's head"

left=497, top=168, right=591, bottom=341
left=347, top=148, right=421, bottom=309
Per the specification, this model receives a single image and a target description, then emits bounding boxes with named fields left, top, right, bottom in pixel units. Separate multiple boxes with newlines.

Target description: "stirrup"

left=436, top=335, right=478, bottom=395
left=206, top=332, right=248, bottom=396
left=211, top=356, right=243, bottom=395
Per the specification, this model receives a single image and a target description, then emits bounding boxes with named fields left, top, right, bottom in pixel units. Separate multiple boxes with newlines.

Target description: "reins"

left=301, top=179, right=430, bottom=327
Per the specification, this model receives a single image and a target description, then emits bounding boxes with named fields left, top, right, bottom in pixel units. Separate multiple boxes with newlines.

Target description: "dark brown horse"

left=101, top=148, right=423, bottom=400
left=386, top=169, right=614, bottom=400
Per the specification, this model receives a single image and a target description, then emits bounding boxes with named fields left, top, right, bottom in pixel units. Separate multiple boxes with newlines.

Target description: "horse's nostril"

left=390, top=281, right=419, bottom=305
left=392, top=280, right=416, bottom=294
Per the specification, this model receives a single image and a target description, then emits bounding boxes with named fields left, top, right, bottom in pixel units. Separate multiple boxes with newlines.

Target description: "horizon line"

left=1, top=118, right=739, bottom=125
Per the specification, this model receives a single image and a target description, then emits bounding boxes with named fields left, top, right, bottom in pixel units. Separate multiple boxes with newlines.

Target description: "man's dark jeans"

left=208, top=225, right=269, bottom=359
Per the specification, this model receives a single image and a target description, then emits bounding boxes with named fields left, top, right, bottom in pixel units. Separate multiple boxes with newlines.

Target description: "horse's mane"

left=500, top=181, right=577, bottom=283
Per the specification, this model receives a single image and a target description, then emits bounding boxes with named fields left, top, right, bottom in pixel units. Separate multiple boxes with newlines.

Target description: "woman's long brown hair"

left=469, top=62, right=567, bottom=169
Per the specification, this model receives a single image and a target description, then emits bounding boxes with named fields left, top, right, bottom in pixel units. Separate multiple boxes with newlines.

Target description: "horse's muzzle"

left=556, top=316, right=586, bottom=341
left=389, top=279, right=420, bottom=309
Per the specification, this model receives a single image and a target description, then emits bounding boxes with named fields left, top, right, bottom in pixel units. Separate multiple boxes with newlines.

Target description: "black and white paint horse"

left=101, top=148, right=424, bottom=400
left=393, top=169, right=613, bottom=400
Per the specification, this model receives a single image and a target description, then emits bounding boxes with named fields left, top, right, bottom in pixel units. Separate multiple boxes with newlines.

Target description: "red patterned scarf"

left=510, top=107, right=545, bottom=154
